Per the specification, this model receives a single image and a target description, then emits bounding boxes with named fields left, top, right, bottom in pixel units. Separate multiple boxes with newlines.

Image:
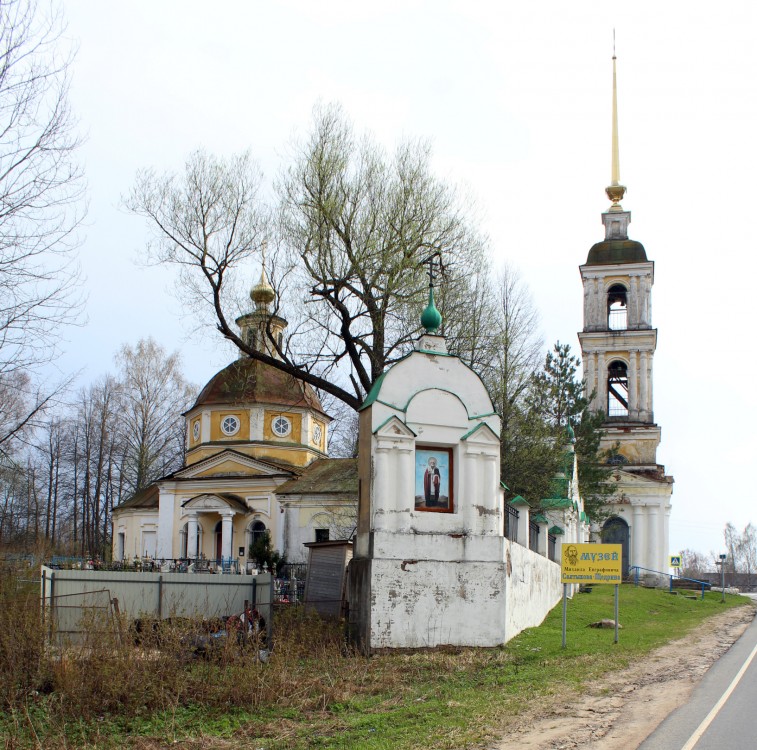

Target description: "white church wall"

left=504, top=539, right=562, bottom=641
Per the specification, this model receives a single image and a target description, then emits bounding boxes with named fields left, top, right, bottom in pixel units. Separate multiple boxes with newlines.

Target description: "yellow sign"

left=561, top=543, right=622, bottom=584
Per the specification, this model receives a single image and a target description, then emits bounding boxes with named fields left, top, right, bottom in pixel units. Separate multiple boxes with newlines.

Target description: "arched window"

left=607, top=360, right=629, bottom=417
left=246, top=519, right=267, bottom=555
left=607, top=284, right=627, bottom=330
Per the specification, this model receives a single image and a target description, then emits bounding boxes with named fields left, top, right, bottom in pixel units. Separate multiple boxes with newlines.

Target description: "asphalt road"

left=639, top=595, right=757, bottom=750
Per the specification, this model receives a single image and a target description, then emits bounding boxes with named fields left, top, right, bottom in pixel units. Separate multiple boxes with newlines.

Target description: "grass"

left=0, top=571, right=751, bottom=750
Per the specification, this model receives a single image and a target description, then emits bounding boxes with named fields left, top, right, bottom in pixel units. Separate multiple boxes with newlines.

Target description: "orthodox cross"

left=421, top=251, right=444, bottom=288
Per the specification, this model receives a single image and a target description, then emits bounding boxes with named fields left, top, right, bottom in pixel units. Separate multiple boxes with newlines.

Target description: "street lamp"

left=716, top=554, right=727, bottom=603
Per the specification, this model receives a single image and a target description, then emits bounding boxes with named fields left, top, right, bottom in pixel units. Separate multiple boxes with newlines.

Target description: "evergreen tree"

left=504, top=342, right=616, bottom=522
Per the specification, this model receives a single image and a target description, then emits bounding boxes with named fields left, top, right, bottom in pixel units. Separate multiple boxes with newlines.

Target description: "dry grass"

left=0, top=567, right=751, bottom=749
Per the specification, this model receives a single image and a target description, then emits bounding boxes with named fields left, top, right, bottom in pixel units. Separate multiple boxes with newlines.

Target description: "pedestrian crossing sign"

left=670, top=555, right=682, bottom=568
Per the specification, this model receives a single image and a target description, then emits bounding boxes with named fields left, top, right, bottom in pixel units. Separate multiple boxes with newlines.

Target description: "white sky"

left=53, top=0, right=757, bottom=558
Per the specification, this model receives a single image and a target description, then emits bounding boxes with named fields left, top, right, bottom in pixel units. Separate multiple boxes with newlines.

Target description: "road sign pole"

left=614, top=584, right=619, bottom=644
left=562, top=584, right=567, bottom=649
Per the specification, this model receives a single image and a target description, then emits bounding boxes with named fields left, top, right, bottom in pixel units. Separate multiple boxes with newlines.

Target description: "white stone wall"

left=369, top=558, right=507, bottom=648
left=504, top=539, right=563, bottom=641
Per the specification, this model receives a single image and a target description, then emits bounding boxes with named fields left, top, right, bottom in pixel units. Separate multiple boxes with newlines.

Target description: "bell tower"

left=577, top=51, right=673, bottom=575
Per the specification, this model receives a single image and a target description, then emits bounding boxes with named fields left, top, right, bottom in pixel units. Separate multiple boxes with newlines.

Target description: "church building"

left=578, top=54, right=674, bottom=576
left=111, top=269, right=357, bottom=568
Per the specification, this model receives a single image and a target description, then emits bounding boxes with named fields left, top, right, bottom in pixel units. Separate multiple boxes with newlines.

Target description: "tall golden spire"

left=605, top=33, right=626, bottom=211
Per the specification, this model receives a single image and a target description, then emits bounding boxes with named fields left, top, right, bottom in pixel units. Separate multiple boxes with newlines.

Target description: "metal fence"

left=47, top=557, right=243, bottom=574
left=529, top=520, right=539, bottom=552
left=548, top=533, right=557, bottom=561
left=505, top=504, right=519, bottom=543
left=41, top=566, right=272, bottom=644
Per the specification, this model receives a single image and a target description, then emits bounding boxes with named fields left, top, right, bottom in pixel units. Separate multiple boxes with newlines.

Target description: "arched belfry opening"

left=607, top=360, right=628, bottom=417
left=607, top=284, right=627, bottom=330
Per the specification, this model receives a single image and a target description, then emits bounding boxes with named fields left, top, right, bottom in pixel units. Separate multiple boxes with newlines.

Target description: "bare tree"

left=485, top=265, right=543, bottom=435
left=742, top=523, right=757, bottom=590
left=0, top=0, right=84, bottom=448
left=116, top=338, right=196, bottom=494
left=127, top=104, right=492, bottom=411
left=0, top=0, right=83, bottom=368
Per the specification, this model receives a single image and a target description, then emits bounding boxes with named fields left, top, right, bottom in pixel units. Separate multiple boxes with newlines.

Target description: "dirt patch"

left=490, top=604, right=756, bottom=750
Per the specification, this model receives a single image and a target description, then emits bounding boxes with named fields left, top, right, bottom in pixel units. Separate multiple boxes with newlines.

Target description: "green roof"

left=509, top=495, right=530, bottom=507
left=549, top=526, right=564, bottom=535
left=532, top=513, right=549, bottom=524
left=360, top=371, right=387, bottom=410
left=540, top=498, right=573, bottom=510
left=586, top=239, right=647, bottom=265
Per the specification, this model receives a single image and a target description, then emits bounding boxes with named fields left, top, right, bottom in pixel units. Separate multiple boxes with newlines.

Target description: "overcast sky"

left=55, top=1, right=756, bottom=557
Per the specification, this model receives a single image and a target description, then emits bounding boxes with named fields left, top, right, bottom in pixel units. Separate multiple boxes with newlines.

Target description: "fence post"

left=41, top=568, right=46, bottom=631
left=49, top=571, right=56, bottom=642
left=158, top=575, right=163, bottom=619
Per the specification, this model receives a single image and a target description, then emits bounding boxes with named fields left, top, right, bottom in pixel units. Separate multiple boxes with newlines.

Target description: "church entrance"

left=601, top=516, right=629, bottom=578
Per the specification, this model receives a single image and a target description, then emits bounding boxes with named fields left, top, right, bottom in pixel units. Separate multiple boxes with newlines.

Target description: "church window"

left=607, top=453, right=628, bottom=466
left=247, top=520, right=267, bottom=558
left=607, top=284, right=627, bottom=330
left=221, top=415, right=240, bottom=436
left=607, top=360, right=629, bottom=417
left=313, top=423, right=322, bottom=445
left=272, top=415, right=291, bottom=437
left=192, top=421, right=200, bottom=441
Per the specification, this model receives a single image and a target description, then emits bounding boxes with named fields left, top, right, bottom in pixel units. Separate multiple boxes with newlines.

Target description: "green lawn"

left=2, top=585, right=751, bottom=749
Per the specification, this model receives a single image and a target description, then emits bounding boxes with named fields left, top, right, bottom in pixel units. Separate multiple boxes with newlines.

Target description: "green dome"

left=420, top=287, right=442, bottom=334
left=586, top=239, right=647, bottom=265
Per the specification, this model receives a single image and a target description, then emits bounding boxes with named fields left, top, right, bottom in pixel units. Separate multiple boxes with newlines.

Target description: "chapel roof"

left=189, top=357, right=325, bottom=415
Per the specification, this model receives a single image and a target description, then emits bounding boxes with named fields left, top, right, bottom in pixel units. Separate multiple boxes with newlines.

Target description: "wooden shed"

left=303, top=540, right=353, bottom=618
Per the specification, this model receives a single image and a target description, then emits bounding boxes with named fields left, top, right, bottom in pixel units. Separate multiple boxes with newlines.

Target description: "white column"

left=629, top=275, right=639, bottom=328
left=395, top=443, right=413, bottom=532
left=583, top=281, right=590, bottom=328
left=632, top=504, right=643, bottom=568
left=585, top=350, right=595, bottom=409
left=628, top=351, right=638, bottom=419
left=640, top=277, right=651, bottom=327
left=463, top=448, right=479, bottom=534
left=664, top=505, right=672, bottom=567
left=647, top=505, right=659, bottom=572
left=597, top=356, right=607, bottom=413
left=640, top=350, right=649, bottom=420
left=483, top=454, right=498, bottom=535
left=187, top=512, right=198, bottom=559
left=648, top=355, right=655, bottom=419
left=157, top=488, right=175, bottom=560
left=537, top=521, right=549, bottom=556
left=373, top=445, right=389, bottom=530
left=220, top=511, right=234, bottom=561
left=594, top=277, right=603, bottom=329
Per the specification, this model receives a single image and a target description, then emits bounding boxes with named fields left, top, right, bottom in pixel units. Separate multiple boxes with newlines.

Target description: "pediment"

left=182, top=493, right=247, bottom=513
left=175, top=450, right=294, bottom=480
left=373, top=415, right=417, bottom=438
left=460, top=422, right=500, bottom=444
